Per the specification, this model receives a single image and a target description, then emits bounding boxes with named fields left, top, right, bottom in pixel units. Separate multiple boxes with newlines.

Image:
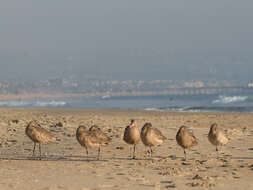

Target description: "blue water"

left=1, top=93, right=253, bottom=112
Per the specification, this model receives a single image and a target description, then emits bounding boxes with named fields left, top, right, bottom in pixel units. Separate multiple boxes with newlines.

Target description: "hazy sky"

left=0, top=1, right=253, bottom=82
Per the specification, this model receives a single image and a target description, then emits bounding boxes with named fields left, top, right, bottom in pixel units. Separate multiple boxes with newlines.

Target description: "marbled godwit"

left=25, top=121, right=56, bottom=159
left=141, top=122, right=167, bottom=157
left=89, top=125, right=111, bottom=159
left=208, top=123, right=228, bottom=158
left=76, top=125, right=111, bottom=160
left=176, top=126, right=198, bottom=160
left=123, top=119, right=140, bottom=159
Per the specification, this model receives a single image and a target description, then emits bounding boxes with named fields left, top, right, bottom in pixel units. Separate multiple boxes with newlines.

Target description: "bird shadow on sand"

left=0, top=154, right=171, bottom=162
left=0, top=154, right=109, bottom=162
left=107, top=156, right=153, bottom=161
left=107, top=154, right=184, bottom=161
left=3, top=154, right=250, bottom=162
left=230, top=156, right=253, bottom=160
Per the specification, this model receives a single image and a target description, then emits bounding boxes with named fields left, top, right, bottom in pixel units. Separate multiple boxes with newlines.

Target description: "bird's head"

left=141, top=122, right=152, bottom=133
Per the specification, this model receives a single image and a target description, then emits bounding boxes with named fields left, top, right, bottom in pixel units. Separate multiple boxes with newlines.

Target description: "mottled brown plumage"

left=25, top=120, right=56, bottom=159
left=89, top=125, right=112, bottom=144
left=123, top=120, right=140, bottom=159
left=208, top=123, right=228, bottom=158
left=176, top=126, right=198, bottom=160
left=141, top=122, right=167, bottom=157
left=76, top=125, right=111, bottom=160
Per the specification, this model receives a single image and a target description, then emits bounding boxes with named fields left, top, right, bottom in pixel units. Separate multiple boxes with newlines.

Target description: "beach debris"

left=11, top=119, right=19, bottom=124
left=116, top=146, right=124, bottom=150
left=55, top=122, right=63, bottom=127
left=187, top=174, right=216, bottom=187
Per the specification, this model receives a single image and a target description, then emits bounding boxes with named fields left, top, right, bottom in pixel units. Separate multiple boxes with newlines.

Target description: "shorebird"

left=25, top=120, right=57, bottom=159
left=176, top=125, right=198, bottom=160
left=76, top=125, right=111, bottom=160
left=208, top=123, right=228, bottom=158
left=123, top=119, right=140, bottom=159
left=89, top=125, right=111, bottom=159
left=141, top=122, right=167, bottom=157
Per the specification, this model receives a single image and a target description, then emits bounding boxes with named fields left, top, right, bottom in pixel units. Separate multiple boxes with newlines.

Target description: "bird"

left=123, top=119, right=141, bottom=159
left=76, top=125, right=111, bottom=160
left=25, top=120, right=57, bottom=159
left=208, top=123, right=228, bottom=158
left=141, top=122, right=167, bottom=157
left=176, top=125, right=198, bottom=160
left=89, top=125, right=112, bottom=159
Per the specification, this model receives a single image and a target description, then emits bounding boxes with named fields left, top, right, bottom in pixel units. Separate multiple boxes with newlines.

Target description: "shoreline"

left=0, top=90, right=223, bottom=101
left=0, top=93, right=94, bottom=101
left=0, top=92, right=177, bottom=101
left=1, top=86, right=253, bottom=101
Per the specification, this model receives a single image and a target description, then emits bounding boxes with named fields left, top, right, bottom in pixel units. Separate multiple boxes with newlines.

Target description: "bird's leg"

left=39, top=143, right=41, bottom=160
left=184, top=149, right=187, bottom=161
left=85, top=147, right=89, bottom=158
left=97, top=147, right=101, bottom=160
left=145, top=147, right=149, bottom=156
left=216, top=146, right=219, bottom=159
left=32, top=142, right=36, bottom=156
left=129, top=146, right=132, bottom=158
left=150, top=147, right=153, bottom=157
left=133, top=144, right=136, bottom=159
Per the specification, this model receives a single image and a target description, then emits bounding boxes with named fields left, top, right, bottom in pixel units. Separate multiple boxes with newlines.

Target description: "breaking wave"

left=145, top=106, right=253, bottom=113
left=212, top=96, right=248, bottom=104
left=34, top=100, right=67, bottom=107
left=144, top=107, right=163, bottom=111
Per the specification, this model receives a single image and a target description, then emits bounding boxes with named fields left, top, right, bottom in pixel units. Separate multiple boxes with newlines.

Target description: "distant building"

left=184, top=81, right=205, bottom=88
left=248, top=83, right=253, bottom=88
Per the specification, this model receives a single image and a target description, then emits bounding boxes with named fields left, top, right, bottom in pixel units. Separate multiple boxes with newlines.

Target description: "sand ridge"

left=0, top=108, right=253, bottom=190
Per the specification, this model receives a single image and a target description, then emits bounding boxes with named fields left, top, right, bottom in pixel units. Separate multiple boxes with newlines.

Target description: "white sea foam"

left=35, top=100, right=67, bottom=107
left=212, top=95, right=248, bottom=104
left=145, top=107, right=162, bottom=111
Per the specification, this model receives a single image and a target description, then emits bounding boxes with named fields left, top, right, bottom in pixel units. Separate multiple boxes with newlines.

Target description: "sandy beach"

left=0, top=108, right=253, bottom=190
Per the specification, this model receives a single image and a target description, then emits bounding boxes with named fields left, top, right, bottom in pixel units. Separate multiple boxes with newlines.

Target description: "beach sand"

left=0, top=108, right=253, bottom=190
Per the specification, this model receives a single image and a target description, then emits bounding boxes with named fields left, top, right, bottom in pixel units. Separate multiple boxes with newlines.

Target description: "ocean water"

left=1, top=93, right=253, bottom=113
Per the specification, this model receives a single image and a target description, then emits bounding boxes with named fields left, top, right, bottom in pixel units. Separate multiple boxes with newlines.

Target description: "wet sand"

left=0, top=108, right=253, bottom=190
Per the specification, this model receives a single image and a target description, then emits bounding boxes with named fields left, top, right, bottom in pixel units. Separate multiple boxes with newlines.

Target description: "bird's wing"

left=94, top=130, right=111, bottom=142
left=152, top=128, right=167, bottom=140
left=35, top=126, right=56, bottom=142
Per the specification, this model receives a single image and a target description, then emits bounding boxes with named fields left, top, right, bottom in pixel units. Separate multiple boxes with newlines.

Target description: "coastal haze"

left=1, top=0, right=253, bottom=82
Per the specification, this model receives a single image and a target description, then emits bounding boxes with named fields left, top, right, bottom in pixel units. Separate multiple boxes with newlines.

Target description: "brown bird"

left=141, top=122, right=167, bottom=157
left=208, top=123, right=228, bottom=158
left=176, top=126, right=198, bottom=160
left=123, top=119, right=141, bottom=159
left=89, top=125, right=112, bottom=159
left=76, top=125, right=111, bottom=160
left=25, top=120, right=57, bottom=159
